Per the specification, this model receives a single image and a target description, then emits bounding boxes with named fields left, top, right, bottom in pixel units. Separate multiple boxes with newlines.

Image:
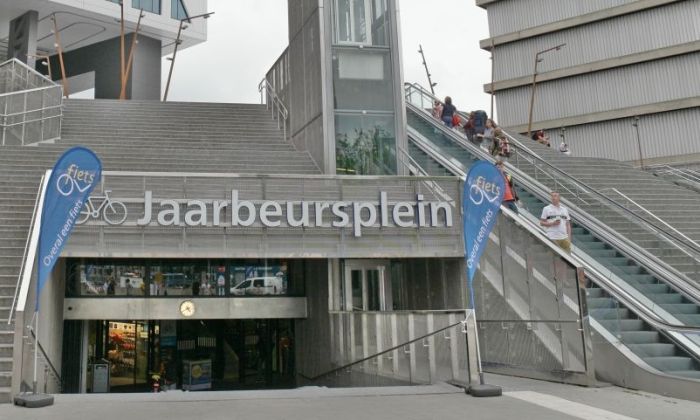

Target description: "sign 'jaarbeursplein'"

left=112, top=190, right=454, bottom=237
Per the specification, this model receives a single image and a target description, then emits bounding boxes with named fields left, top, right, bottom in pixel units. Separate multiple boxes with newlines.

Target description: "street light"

left=526, top=43, right=566, bottom=138
left=163, top=12, right=214, bottom=101
left=632, top=116, right=645, bottom=169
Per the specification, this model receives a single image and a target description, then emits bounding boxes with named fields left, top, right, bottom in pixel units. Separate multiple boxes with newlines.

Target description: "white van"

left=230, top=277, right=285, bottom=296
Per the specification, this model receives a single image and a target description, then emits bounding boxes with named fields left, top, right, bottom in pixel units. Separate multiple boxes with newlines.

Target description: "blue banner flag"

left=463, top=161, right=505, bottom=308
left=37, top=147, right=102, bottom=309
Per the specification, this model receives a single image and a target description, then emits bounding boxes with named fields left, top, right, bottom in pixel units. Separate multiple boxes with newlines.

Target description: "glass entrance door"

left=344, top=261, right=390, bottom=311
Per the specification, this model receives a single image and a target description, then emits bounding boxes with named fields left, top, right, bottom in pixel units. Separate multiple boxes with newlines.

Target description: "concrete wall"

left=287, top=0, right=328, bottom=172
left=47, top=33, right=162, bottom=99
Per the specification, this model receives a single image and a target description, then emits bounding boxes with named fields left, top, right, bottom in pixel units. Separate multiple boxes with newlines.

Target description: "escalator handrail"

left=406, top=105, right=700, bottom=306
left=404, top=82, right=700, bottom=257
left=407, top=128, right=700, bottom=339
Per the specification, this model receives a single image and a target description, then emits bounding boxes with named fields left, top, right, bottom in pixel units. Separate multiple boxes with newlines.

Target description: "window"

left=335, top=113, right=397, bottom=175
left=333, top=0, right=389, bottom=46
left=132, top=0, right=161, bottom=14
left=171, top=0, right=189, bottom=20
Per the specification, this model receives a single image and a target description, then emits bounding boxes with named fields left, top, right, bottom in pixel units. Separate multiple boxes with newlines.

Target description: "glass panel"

left=367, top=269, right=381, bottom=311
left=107, top=321, right=138, bottom=388
left=335, top=113, right=397, bottom=175
left=171, top=0, right=189, bottom=19
left=333, top=49, right=394, bottom=111
left=351, top=270, right=363, bottom=310
left=133, top=0, right=161, bottom=14
left=334, top=0, right=387, bottom=46
left=68, top=262, right=146, bottom=297
left=67, top=259, right=298, bottom=298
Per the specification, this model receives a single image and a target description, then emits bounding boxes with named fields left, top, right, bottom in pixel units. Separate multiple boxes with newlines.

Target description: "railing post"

left=40, top=90, right=46, bottom=143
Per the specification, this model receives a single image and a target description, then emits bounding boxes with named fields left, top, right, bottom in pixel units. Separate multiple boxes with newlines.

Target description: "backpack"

left=499, top=138, right=512, bottom=158
left=473, top=110, right=488, bottom=130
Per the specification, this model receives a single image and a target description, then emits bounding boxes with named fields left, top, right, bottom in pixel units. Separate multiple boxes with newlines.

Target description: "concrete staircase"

left=0, top=98, right=321, bottom=402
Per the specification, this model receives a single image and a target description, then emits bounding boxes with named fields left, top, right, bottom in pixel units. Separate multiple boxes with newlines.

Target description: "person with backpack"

left=495, top=161, right=520, bottom=214
left=472, top=110, right=488, bottom=139
left=440, top=96, right=456, bottom=127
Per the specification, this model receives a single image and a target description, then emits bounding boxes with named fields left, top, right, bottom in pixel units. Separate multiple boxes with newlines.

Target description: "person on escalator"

left=440, top=96, right=456, bottom=127
left=495, top=161, right=519, bottom=214
left=540, top=192, right=572, bottom=253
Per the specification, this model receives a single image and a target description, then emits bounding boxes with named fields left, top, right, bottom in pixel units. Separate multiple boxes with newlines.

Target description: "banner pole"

left=33, top=309, right=38, bottom=394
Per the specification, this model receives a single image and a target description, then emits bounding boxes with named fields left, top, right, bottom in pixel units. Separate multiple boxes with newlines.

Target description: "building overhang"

left=64, top=296, right=308, bottom=319
left=0, top=0, right=207, bottom=57
left=479, top=0, right=683, bottom=50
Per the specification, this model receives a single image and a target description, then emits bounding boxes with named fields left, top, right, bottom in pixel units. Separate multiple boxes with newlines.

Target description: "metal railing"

left=0, top=58, right=63, bottom=145
left=23, top=314, right=63, bottom=393
left=258, top=77, right=289, bottom=141
left=302, top=310, right=478, bottom=387
left=646, top=164, right=700, bottom=192
left=404, top=82, right=700, bottom=301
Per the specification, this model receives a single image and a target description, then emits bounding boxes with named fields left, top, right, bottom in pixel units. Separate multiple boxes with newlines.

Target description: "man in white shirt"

left=540, top=192, right=572, bottom=253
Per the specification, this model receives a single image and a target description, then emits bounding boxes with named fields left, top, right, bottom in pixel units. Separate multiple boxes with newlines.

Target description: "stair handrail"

left=408, top=127, right=700, bottom=338
left=602, top=187, right=700, bottom=258
left=7, top=171, right=48, bottom=324
left=405, top=103, right=700, bottom=306
left=258, top=77, right=289, bottom=140
left=404, top=82, right=700, bottom=257
left=647, top=164, right=700, bottom=185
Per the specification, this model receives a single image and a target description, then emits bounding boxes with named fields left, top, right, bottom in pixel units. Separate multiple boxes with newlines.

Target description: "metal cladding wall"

left=486, top=0, right=636, bottom=37
left=492, top=1, right=700, bottom=81
left=483, top=0, right=700, bottom=163
left=497, top=52, right=700, bottom=127
left=546, top=107, right=700, bottom=162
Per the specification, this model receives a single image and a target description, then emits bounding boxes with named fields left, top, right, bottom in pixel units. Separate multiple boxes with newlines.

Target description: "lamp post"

left=632, top=116, right=645, bottom=169
left=526, top=43, right=565, bottom=138
left=418, top=44, right=437, bottom=95
left=163, top=12, right=214, bottom=102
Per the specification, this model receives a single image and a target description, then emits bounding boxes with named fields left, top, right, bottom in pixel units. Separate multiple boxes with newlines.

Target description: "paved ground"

left=2, top=374, right=700, bottom=420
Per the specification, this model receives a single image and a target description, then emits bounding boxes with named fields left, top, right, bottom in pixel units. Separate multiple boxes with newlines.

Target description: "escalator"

left=403, top=87, right=700, bottom=391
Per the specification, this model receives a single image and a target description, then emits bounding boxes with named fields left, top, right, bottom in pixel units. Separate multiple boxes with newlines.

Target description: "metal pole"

left=163, top=20, right=184, bottom=102
left=527, top=44, right=566, bottom=138
left=526, top=55, right=539, bottom=139
left=418, top=44, right=436, bottom=95
left=120, top=1, right=125, bottom=90
left=633, top=116, right=644, bottom=169
left=33, top=310, right=39, bottom=394
left=51, top=14, right=69, bottom=98
left=490, top=39, right=495, bottom=120
left=120, top=10, right=144, bottom=100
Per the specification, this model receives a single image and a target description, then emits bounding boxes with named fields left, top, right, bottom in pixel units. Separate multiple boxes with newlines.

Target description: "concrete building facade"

left=478, top=0, right=700, bottom=166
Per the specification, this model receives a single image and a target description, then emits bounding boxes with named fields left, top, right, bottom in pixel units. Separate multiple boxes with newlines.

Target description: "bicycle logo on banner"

left=468, top=176, right=501, bottom=206
left=56, top=173, right=128, bottom=225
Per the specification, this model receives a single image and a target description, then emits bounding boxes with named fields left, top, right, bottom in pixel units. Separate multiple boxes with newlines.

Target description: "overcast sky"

left=160, top=0, right=492, bottom=114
